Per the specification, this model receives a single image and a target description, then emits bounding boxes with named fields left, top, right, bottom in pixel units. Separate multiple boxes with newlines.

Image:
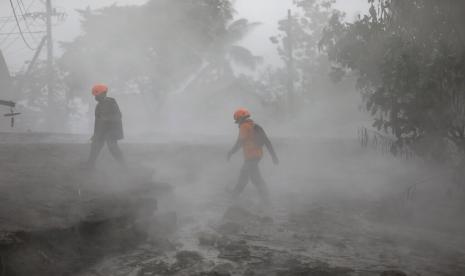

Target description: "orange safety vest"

left=239, top=119, right=263, bottom=160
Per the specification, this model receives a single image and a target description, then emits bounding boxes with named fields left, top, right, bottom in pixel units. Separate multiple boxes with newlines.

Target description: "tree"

left=57, top=0, right=270, bottom=133
left=269, top=0, right=336, bottom=110
left=320, top=0, right=465, bottom=160
left=178, top=18, right=263, bottom=95
left=59, top=0, right=234, bottom=107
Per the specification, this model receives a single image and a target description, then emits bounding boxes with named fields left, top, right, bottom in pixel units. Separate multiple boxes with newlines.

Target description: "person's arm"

left=92, top=120, right=97, bottom=141
left=227, top=135, right=242, bottom=161
left=113, top=100, right=122, bottom=119
left=108, top=98, right=122, bottom=121
left=92, top=104, right=100, bottom=141
left=262, top=130, right=279, bottom=165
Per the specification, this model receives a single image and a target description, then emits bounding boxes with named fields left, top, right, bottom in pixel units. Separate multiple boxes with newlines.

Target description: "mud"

left=76, top=195, right=465, bottom=276
left=1, top=138, right=465, bottom=275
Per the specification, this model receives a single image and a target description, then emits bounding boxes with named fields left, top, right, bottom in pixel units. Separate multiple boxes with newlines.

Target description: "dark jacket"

left=93, top=97, right=123, bottom=140
left=229, top=120, right=278, bottom=161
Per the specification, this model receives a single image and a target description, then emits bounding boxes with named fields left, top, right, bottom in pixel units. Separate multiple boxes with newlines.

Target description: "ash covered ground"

left=0, top=134, right=464, bottom=276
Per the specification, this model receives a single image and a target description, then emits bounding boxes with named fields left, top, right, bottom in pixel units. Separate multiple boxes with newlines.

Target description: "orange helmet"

left=233, top=108, right=250, bottom=122
left=92, top=84, right=108, bottom=96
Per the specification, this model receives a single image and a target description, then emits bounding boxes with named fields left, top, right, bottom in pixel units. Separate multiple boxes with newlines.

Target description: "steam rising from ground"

left=1, top=1, right=464, bottom=274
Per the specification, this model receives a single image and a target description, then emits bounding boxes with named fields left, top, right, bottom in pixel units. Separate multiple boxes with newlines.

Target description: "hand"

left=272, top=156, right=279, bottom=165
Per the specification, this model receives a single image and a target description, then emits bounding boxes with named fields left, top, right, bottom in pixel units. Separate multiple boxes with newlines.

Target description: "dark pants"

left=88, top=136, right=126, bottom=166
left=233, top=159, right=270, bottom=204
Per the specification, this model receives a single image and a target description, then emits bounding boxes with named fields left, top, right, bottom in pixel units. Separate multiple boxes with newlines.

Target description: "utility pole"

left=20, top=2, right=65, bottom=130
left=286, top=9, right=295, bottom=114
left=46, top=0, right=54, bottom=128
left=0, top=50, right=13, bottom=100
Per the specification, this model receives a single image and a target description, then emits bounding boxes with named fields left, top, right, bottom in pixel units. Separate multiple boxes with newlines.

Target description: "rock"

left=380, top=270, right=408, bottom=276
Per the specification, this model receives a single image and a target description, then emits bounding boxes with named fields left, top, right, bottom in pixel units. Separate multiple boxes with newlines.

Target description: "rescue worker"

left=227, top=108, right=279, bottom=204
left=86, top=84, right=126, bottom=168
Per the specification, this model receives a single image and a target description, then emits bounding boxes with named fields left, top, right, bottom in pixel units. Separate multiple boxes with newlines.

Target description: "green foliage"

left=320, top=0, right=465, bottom=158
left=269, top=0, right=335, bottom=104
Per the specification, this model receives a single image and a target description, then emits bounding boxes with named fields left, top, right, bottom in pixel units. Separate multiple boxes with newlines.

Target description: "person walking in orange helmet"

left=227, top=108, right=279, bottom=204
left=85, top=84, right=126, bottom=168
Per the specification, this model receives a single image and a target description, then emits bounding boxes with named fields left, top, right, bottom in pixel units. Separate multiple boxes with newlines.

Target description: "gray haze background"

left=0, top=3, right=463, bottom=275
left=0, top=0, right=369, bottom=137
left=1, top=0, right=368, bottom=71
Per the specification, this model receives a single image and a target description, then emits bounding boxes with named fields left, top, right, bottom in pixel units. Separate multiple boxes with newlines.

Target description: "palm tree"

left=175, top=18, right=263, bottom=95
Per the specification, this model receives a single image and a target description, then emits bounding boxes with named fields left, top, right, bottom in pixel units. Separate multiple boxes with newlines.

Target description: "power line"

left=8, top=0, right=35, bottom=50
left=18, top=0, right=29, bottom=14
left=15, top=0, right=41, bottom=43
left=18, top=0, right=40, bottom=24
left=16, top=0, right=27, bottom=18
left=0, top=23, right=19, bottom=46
left=20, top=0, right=39, bottom=17
left=0, top=31, right=45, bottom=35
left=16, top=0, right=42, bottom=43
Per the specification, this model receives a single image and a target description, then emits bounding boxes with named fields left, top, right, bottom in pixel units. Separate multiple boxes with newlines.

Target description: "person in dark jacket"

left=86, top=84, right=126, bottom=168
left=227, top=108, right=279, bottom=205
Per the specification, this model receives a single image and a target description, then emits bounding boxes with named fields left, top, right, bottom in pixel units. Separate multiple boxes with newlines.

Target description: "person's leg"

left=106, top=139, right=126, bottom=166
left=249, top=159, right=271, bottom=206
left=87, top=136, right=105, bottom=167
left=232, top=160, right=251, bottom=199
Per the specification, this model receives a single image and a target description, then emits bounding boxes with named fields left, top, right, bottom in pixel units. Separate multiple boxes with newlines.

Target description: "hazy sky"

left=235, top=0, right=368, bottom=65
left=0, top=0, right=368, bottom=72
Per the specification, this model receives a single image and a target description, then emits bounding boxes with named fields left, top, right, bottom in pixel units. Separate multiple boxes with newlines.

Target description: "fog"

left=0, top=1, right=464, bottom=275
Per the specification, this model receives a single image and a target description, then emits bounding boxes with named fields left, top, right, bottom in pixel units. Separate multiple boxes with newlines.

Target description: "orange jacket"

left=239, top=119, right=263, bottom=160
